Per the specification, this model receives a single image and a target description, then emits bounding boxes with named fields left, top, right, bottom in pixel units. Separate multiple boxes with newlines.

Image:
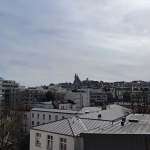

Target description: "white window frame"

left=35, top=133, right=41, bottom=147
left=32, top=121, right=34, bottom=126
left=47, top=135, right=53, bottom=150
left=32, top=113, right=34, bottom=118
left=60, top=138, right=67, bottom=150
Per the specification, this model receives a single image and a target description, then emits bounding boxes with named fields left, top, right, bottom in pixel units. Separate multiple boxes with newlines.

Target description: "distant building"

left=15, top=86, right=47, bottom=103
left=64, top=89, right=90, bottom=110
left=53, top=100, right=76, bottom=110
left=73, top=73, right=81, bottom=84
left=0, top=78, right=20, bottom=108
left=90, top=92, right=107, bottom=103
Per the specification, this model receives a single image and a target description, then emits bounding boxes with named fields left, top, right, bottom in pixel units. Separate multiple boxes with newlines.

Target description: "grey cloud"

left=0, top=0, right=150, bottom=86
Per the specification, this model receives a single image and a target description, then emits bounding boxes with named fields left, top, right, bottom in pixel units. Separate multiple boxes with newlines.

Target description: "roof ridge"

left=67, top=118, right=75, bottom=137
left=79, top=118, right=87, bottom=131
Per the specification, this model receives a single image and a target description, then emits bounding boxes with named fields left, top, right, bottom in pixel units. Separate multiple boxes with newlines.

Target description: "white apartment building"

left=64, top=90, right=90, bottom=110
left=30, top=108, right=83, bottom=127
left=30, top=105, right=132, bottom=150
left=30, top=117, right=111, bottom=150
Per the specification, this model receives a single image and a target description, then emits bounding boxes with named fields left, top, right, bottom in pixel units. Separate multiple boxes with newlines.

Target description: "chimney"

left=98, top=114, right=102, bottom=119
left=121, top=121, right=124, bottom=126
left=122, top=117, right=126, bottom=122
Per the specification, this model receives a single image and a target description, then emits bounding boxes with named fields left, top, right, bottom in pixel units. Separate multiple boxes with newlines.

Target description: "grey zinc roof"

left=32, top=117, right=111, bottom=137
left=31, top=108, right=81, bottom=114
left=33, top=119, right=74, bottom=136
left=79, top=105, right=132, bottom=121
left=84, top=114, right=150, bottom=134
left=77, top=107, right=102, bottom=114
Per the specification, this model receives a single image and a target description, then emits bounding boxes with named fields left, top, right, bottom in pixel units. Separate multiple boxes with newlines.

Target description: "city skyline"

left=1, top=0, right=150, bottom=86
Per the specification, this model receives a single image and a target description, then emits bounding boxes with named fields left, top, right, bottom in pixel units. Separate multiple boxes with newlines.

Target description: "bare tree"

left=0, top=107, right=23, bottom=150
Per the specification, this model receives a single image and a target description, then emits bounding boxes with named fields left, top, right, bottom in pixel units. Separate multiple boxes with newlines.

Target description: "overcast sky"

left=1, top=0, right=150, bottom=86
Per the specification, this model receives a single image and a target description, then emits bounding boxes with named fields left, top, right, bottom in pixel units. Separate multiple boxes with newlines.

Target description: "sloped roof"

left=79, top=105, right=132, bottom=121
left=32, top=117, right=111, bottom=137
left=83, top=114, right=150, bottom=134
left=77, top=107, right=102, bottom=114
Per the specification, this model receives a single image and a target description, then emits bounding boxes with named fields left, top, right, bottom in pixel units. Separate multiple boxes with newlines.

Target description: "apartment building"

left=30, top=117, right=111, bottom=150
left=90, top=92, right=107, bottom=104
left=64, top=90, right=90, bottom=110
left=30, top=108, right=83, bottom=127
left=0, top=77, right=20, bottom=107
left=30, top=105, right=131, bottom=150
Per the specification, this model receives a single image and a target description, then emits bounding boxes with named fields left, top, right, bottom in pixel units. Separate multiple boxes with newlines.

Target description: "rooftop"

left=84, top=114, right=150, bottom=134
left=31, top=108, right=81, bottom=114
left=40, top=102, right=53, bottom=105
left=79, top=105, right=132, bottom=121
left=31, top=105, right=132, bottom=137
left=77, top=107, right=102, bottom=114
left=32, top=117, right=111, bottom=137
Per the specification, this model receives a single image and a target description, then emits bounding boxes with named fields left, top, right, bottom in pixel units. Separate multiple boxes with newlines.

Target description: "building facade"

left=64, top=90, right=90, bottom=110
left=30, top=108, right=82, bottom=127
left=30, top=129, right=75, bottom=150
left=0, top=78, right=20, bottom=108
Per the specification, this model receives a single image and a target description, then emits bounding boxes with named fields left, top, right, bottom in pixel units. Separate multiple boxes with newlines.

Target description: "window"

left=37, top=114, right=39, bottom=119
left=47, top=135, right=53, bottom=150
left=32, top=121, right=34, bottom=126
left=62, top=116, right=65, bottom=119
left=24, top=114, right=27, bottom=119
left=55, top=115, right=58, bottom=121
left=49, top=115, right=51, bottom=120
left=35, top=133, right=41, bottom=147
left=60, top=138, right=67, bottom=150
left=43, top=114, right=45, bottom=119
left=32, top=113, right=34, bottom=118
left=37, top=122, right=39, bottom=126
